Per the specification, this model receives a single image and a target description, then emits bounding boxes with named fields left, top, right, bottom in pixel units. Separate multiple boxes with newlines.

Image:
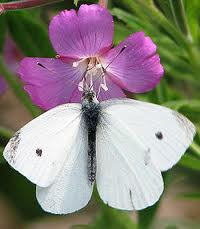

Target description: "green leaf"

left=179, top=154, right=200, bottom=171
left=74, top=0, right=79, bottom=6
left=0, top=146, right=5, bottom=163
left=0, top=12, right=6, bottom=53
left=177, top=192, right=200, bottom=200
left=6, top=11, right=54, bottom=57
left=155, top=0, right=175, bottom=23
left=113, top=22, right=132, bottom=45
left=171, top=0, right=192, bottom=39
left=185, top=0, right=200, bottom=42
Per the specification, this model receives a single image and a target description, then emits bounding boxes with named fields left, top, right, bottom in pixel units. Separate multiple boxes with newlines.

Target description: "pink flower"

left=0, top=75, right=7, bottom=95
left=4, top=36, right=23, bottom=73
left=0, top=36, right=23, bottom=95
left=18, top=4, right=164, bottom=110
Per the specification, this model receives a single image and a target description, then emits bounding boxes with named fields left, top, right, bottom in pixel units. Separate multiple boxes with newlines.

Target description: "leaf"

left=177, top=192, right=200, bottom=200
left=113, top=22, right=132, bottom=45
left=74, top=0, right=79, bottom=6
left=0, top=12, right=6, bottom=53
left=179, top=154, right=200, bottom=171
left=0, top=146, right=5, bottom=163
left=6, top=11, right=55, bottom=57
left=185, top=0, right=200, bottom=42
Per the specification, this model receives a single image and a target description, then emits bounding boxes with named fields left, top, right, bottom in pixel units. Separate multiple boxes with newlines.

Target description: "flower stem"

left=0, top=0, right=63, bottom=13
left=99, top=0, right=108, bottom=8
left=0, top=56, right=41, bottom=118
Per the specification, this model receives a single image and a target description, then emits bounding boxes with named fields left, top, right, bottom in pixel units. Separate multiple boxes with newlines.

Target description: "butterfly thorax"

left=81, top=91, right=101, bottom=184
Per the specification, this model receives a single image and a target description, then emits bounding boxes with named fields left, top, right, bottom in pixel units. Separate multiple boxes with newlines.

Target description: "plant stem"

left=99, top=0, right=108, bottom=8
left=0, top=0, right=63, bottom=13
left=191, top=142, right=200, bottom=157
left=0, top=57, right=41, bottom=118
left=172, top=0, right=192, bottom=41
left=169, top=0, right=179, bottom=28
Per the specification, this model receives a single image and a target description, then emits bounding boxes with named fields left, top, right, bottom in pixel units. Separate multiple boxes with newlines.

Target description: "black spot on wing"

left=36, top=148, right=42, bottom=157
left=155, top=131, right=163, bottom=140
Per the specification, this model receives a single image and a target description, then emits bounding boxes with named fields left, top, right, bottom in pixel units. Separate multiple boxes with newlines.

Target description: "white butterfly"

left=3, top=90, right=195, bottom=214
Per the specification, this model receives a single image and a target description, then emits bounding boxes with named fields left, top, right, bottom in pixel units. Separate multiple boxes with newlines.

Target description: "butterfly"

left=3, top=89, right=195, bottom=214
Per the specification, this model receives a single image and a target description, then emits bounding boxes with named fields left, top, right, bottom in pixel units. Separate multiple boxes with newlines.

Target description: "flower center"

left=73, top=57, right=108, bottom=95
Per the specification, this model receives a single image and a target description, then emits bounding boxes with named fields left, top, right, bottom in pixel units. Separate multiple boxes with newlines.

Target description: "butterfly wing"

left=96, top=99, right=195, bottom=210
left=100, top=99, right=196, bottom=171
left=3, top=103, right=82, bottom=187
left=36, top=121, right=93, bottom=214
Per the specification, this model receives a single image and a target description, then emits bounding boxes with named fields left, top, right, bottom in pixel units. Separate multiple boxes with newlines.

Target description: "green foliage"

left=0, top=14, right=6, bottom=53
left=6, top=10, right=54, bottom=57
left=89, top=205, right=137, bottom=229
left=178, top=192, right=200, bottom=199
left=179, top=154, right=200, bottom=171
left=0, top=0, right=200, bottom=228
left=74, top=0, right=80, bottom=6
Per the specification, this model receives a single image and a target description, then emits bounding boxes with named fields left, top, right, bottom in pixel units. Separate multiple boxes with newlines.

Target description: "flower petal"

left=0, top=75, right=7, bottom=95
left=3, top=36, right=23, bottom=74
left=49, top=4, right=114, bottom=58
left=18, top=57, right=87, bottom=110
left=100, top=32, right=164, bottom=93
left=98, top=76, right=126, bottom=101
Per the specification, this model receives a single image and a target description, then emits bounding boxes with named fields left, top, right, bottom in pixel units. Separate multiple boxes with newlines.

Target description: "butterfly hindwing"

left=36, top=121, right=93, bottom=214
left=96, top=113, right=164, bottom=210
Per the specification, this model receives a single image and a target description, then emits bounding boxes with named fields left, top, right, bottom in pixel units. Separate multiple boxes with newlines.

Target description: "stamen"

left=37, top=62, right=56, bottom=74
left=78, top=79, right=84, bottom=91
left=103, top=44, right=127, bottom=70
left=100, top=77, right=108, bottom=91
left=37, top=62, right=46, bottom=69
left=72, top=59, right=86, bottom=68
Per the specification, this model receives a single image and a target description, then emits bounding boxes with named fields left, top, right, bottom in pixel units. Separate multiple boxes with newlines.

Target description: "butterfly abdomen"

left=82, top=100, right=101, bottom=184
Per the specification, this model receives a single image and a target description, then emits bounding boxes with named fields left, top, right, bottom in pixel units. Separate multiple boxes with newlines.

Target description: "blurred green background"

left=0, top=0, right=200, bottom=228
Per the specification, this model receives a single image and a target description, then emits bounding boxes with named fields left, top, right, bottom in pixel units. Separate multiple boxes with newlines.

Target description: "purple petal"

left=18, top=57, right=87, bottom=110
left=0, top=75, right=7, bottom=95
left=98, top=76, right=126, bottom=101
left=49, top=4, right=114, bottom=58
left=3, top=36, right=23, bottom=74
left=100, top=32, right=164, bottom=93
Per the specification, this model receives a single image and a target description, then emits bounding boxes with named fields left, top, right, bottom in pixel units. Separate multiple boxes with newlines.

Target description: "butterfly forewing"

left=99, top=99, right=195, bottom=171
left=3, top=103, right=81, bottom=187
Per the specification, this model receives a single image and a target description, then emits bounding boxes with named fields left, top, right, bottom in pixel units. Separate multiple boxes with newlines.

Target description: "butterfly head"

left=82, top=89, right=98, bottom=104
